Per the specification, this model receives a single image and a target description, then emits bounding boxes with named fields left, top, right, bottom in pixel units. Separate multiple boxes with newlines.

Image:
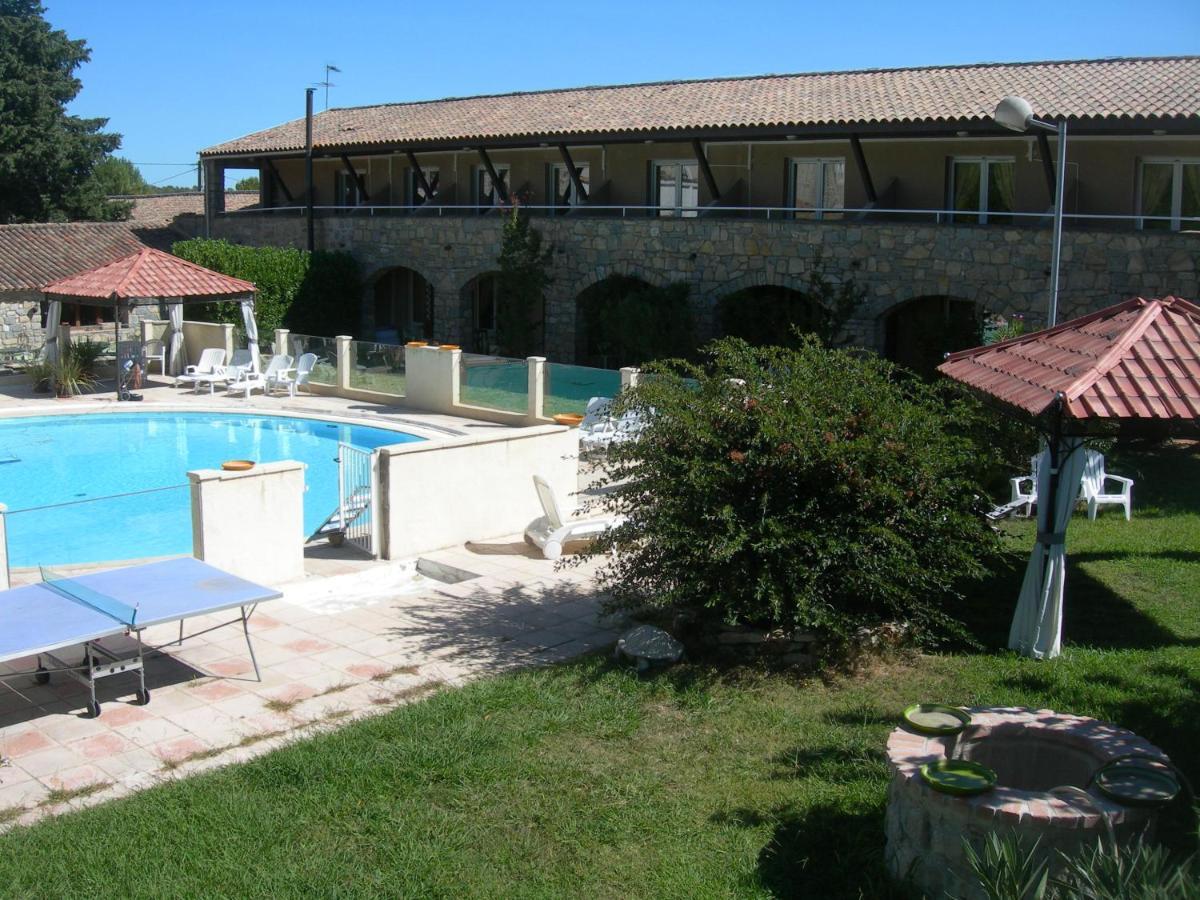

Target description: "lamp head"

left=994, top=96, right=1035, bottom=132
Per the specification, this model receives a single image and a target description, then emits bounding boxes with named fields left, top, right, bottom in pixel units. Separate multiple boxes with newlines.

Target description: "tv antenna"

left=318, top=64, right=341, bottom=109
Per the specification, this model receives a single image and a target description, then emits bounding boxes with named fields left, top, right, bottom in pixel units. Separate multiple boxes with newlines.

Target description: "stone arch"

left=562, top=264, right=670, bottom=304
left=459, top=271, right=545, bottom=356
left=715, top=283, right=825, bottom=348
left=365, top=264, right=435, bottom=341
left=573, top=273, right=697, bottom=369
left=880, top=294, right=980, bottom=376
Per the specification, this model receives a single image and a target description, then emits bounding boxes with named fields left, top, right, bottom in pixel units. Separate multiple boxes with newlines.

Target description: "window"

left=475, top=165, right=510, bottom=212
left=788, top=158, right=845, bottom=219
left=407, top=166, right=439, bottom=207
left=949, top=157, right=1015, bottom=224
left=1138, top=158, right=1200, bottom=231
left=549, top=162, right=590, bottom=212
left=335, top=169, right=365, bottom=208
left=651, top=161, right=699, bottom=217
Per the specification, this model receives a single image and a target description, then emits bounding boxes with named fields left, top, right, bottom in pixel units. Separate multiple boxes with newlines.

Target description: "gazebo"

left=939, top=296, right=1200, bottom=658
left=42, top=247, right=258, bottom=395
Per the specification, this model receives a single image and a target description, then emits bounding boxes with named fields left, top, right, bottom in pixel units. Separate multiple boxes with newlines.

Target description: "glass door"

left=652, top=161, right=699, bottom=217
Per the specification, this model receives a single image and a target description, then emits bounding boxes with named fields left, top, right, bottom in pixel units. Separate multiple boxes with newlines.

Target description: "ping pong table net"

left=39, top=566, right=140, bottom=627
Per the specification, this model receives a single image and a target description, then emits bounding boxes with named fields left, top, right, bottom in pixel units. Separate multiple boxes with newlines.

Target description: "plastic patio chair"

left=227, top=354, right=292, bottom=399
left=142, top=339, right=166, bottom=375
left=1081, top=449, right=1133, bottom=520
left=524, top=475, right=623, bottom=560
left=267, top=352, right=316, bottom=397
left=1009, top=453, right=1042, bottom=517
left=174, top=348, right=227, bottom=393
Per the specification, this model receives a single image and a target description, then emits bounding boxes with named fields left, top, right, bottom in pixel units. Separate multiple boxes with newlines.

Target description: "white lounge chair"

left=1081, top=449, right=1133, bottom=521
left=524, top=475, right=622, bottom=561
left=227, top=354, right=292, bottom=398
left=1009, top=453, right=1042, bottom=517
left=174, top=348, right=227, bottom=393
left=267, top=352, right=316, bottom=397
left=579, top=397, right=617, bottom=451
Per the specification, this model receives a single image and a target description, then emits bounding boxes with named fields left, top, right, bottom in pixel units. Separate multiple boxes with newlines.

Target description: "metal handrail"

left=220, top=203, right=1198, bottom=227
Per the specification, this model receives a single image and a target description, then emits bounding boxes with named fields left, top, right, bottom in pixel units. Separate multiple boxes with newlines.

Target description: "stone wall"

left=0, top=292, right=164, bottom=355
left=212, top=213, right=1199, bottom=362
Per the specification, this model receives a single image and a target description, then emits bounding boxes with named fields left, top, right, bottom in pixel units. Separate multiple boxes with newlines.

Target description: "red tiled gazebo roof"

left=938, top=296, right=1200, bottom=423
left=42, top=247, right=254, bottom=304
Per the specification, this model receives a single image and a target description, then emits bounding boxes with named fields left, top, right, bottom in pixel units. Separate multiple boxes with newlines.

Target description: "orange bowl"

left=553, top=413, right=585, bottom=427
left=437, top=344, right=460, bottom=351
left=221, top=459, right=255, bottom=471
left=405, top=341, right=428, bottom=348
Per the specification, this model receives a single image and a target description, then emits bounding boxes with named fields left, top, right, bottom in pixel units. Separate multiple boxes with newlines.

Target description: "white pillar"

left=335, top=334, right=353, bottom=392
left=527, top=356, right=546, bottom=420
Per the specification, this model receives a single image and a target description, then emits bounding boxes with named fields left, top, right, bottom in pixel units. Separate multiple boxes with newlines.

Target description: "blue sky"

left=45, top=0, right=1200, bottom=189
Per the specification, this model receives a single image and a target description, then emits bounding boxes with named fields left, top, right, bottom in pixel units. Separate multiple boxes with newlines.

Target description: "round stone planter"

left=884, top=707, right=1171, bottom=899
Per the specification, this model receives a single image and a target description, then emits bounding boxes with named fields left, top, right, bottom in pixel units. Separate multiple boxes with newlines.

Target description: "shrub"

left=577, top=335, right=999, bottom=645
left=496, top=205, right=552, bottom=358
left=171, top=239, right=361, bottom=338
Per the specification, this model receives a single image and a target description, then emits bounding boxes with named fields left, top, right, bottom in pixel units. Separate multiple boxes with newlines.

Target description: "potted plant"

left=51, top=353, right=97, bottom=398
left=25, top=360, right=53, bottom=393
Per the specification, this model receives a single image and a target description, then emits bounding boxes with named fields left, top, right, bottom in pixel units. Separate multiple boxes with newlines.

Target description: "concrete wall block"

left=188, top=460, right=306, bottom=585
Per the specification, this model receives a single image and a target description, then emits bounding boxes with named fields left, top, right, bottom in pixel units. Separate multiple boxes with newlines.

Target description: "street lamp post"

left=994, top=96, right=1067, bottom=327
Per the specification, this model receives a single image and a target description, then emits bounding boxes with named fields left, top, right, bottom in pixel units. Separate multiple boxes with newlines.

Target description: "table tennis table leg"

left=241, top=605, right=261, bottom=682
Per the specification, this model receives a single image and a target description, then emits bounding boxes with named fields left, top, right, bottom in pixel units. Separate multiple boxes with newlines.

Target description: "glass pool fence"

left=459, top=353, right=529, bottom=414
left=287, top=334, right=338, bottom=386
left=543, top=363, right=621, bottom=416
left=348, top=340, right=406, bottom=397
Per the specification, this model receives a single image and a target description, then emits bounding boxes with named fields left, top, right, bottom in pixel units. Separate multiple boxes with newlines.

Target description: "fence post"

left=527, top=356, right=546, bottom=422
left=335, top=334, right=353, bottom=392
left=620, top=366, right=641, bottom=391
left=274, top=328, right=289, bottom=358
left=0, top=503, right=9, bottom=591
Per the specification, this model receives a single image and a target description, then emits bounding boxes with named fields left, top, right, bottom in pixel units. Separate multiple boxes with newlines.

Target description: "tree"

left=495, top=204, right=552, bottom=358
left=91, top=156, right=150, bottom=196
left=234, top=176, right=261, bottom=191
left=0, top=1, right=126, bottom=222
left=578, top=336, right=999, bottom=646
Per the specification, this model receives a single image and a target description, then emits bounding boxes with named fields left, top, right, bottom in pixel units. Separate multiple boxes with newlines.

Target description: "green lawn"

left=0, top=444, right=1196, bottom=898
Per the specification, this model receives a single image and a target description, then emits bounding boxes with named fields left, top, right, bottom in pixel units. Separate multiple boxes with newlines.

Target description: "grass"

left=0, top=444, right=1195, bottom=898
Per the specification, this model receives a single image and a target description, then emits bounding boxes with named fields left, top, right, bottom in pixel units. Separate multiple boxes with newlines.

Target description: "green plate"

left=902, top=703, right=971, bottom=736
left=920, top=759, right=997, bottom=796
left=1094, top=760, right=1181, bottom=808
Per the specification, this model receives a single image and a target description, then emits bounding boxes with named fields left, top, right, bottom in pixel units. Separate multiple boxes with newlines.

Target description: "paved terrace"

left=0, top=374, right=618, bottom=826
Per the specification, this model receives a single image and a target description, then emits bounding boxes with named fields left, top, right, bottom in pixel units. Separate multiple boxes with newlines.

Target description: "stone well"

left=884, top=707, right=1171, bottom=899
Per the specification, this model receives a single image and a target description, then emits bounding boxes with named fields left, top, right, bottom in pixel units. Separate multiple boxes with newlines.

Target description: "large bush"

left=580, top=336, right=999, bottom=644
left=171, top=239, right=361, bottom=338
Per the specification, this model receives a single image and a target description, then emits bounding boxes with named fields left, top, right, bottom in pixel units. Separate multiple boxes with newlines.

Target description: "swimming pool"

left=0, top=412, right=423, bottom=568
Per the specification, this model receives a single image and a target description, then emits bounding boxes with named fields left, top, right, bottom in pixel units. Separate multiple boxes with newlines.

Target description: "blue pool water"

left=0, top=413, right=423, bottom=567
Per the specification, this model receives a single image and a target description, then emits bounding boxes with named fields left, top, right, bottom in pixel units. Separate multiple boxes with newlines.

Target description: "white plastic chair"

left=1009, top=453, right=1042, bottom=517
left=267, top=352, right=316, bottom=397
left=524, top=475, right=622, bottom=560
left=1081, top=449, right=1133, bottom=521
left=227, top=354, right=292, bottom=399
left=579, top=397, right=617, bottom=451
left=142, top=339, right=166, bottom=375
left=174, top=348, right=227, bottom=393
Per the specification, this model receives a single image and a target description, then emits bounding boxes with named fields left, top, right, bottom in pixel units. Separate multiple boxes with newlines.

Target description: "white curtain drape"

left=240, top=295, right=260, bottom=372
left=167, top=301, right=185, bottom=375
left=43, top=299, right=62, bottom=364
left=1008, top=437, right=1087, bottom=659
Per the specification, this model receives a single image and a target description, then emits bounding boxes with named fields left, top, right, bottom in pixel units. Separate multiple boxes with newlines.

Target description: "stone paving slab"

left=0, top=540, right=617, bottom=830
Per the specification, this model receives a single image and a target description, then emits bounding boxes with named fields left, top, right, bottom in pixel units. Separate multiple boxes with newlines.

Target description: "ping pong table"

left=0, top=557, right=282, bottom=718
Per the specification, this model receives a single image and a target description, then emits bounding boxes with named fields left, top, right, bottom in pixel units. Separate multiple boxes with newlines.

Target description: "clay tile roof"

left=938, top=296, right=1200, bottom=423
left=0, top=223, right=160, bottom=293
left=43, top=247, right=255, bottom=302
left=114, top=191, right=260, bottom=226
left=200, top=56, right=1200, bottom=157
